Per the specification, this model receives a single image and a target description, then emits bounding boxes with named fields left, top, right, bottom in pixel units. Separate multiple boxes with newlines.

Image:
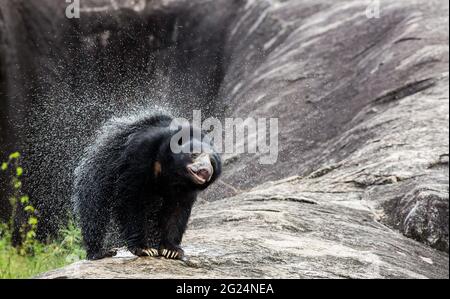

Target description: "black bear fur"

left=73, top=112, right=221, bottom=260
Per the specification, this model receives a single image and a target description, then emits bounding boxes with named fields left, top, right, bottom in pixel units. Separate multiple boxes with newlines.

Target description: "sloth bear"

left=73, top=113, right=221, bottom=260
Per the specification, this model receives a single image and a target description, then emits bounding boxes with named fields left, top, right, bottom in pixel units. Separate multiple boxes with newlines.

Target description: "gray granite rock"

left=37, top=175, right=448, bottom=278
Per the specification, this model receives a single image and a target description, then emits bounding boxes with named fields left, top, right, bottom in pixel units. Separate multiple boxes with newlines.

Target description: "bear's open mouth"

left=188, top=168, right=209, bottom=184
left=187, top=154, right=214, bottom=185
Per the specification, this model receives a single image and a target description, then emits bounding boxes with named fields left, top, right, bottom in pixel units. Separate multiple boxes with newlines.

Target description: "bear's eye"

left=178, top=138, right=183, bottom=146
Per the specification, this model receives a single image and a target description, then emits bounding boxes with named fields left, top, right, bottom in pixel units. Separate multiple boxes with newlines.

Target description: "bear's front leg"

left=116, top=202, right=157, bottom=257
left=158, top=193, right=196, bottom=259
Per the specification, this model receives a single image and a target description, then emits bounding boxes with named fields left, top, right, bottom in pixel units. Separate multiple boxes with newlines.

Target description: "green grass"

left=1, top=152, right=85, bottom=278
left=0, top=222, right=86, bottom=279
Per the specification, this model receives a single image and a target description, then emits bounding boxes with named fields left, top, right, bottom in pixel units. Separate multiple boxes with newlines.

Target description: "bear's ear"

left=154, top=161, right=162, bottom=178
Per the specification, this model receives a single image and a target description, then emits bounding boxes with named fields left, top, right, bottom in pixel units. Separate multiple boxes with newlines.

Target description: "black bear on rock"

left=73, top=112, right=222, bottom=260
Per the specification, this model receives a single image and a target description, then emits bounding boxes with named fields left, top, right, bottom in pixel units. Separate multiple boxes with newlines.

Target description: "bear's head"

left=155, top=135, right=222, bottom=191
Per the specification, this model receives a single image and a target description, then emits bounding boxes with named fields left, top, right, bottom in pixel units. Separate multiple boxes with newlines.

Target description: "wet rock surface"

left=0, top=0, right=448, bottom=278
left=38, top=176, right=448, bottom=278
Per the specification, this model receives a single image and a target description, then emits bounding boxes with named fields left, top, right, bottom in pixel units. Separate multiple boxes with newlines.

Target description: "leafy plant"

left=1, top=152, right=38, bottom=255
left=0, top=152, right=86, bottom=278
left=0, top=222, right=85, bottom=278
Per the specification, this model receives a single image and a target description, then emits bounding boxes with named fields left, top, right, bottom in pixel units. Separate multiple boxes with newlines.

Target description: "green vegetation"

left=0, top=222, right=85, bottom=278
left=0, top=152, right=85, bottom=279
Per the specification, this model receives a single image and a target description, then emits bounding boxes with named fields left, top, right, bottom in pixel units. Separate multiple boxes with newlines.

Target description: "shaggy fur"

left=73, top=112, right=221, bottom=260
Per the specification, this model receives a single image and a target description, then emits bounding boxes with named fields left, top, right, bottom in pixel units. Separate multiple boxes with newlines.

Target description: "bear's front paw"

left=159, top=246, right=184, bottom=260
left=129, top=247, right=159, bottom=257
left=87, top=248, right=118, bottom=260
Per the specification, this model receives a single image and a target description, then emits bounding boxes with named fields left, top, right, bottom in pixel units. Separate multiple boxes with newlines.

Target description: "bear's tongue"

left=196, top=169, right=210, bottom=181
